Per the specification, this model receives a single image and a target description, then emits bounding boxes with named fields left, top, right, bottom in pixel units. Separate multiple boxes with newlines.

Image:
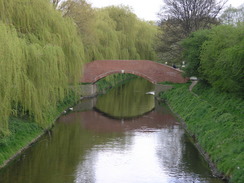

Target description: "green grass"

left=192, top=82, right=244, bottom=119
left=0, top=91, right=78, bottom=167
left=0, top=118, right=42, bottom=166
left=160, top=83, right=244, bottom=183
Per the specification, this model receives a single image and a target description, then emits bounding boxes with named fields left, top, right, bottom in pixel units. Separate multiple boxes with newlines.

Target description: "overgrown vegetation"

left=193, top=82, right=244, bottom=119
left=160, top=84, right=244, bottom=183
left=0, top=0, right=84, bottom=137
left=0, top=118, right=42, bottom=167
left=1, top=1, right=243, bottom=181
left=182, top=24, right=244, bottom=96
left=60, top=1, right=158, bottom=62
left=0, top=0, right=158, bottom=139
left=0, top=91, right=77, bottom=167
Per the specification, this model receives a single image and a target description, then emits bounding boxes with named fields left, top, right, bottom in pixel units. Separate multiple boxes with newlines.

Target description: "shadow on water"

left=0, top=78, right=225, bottom=183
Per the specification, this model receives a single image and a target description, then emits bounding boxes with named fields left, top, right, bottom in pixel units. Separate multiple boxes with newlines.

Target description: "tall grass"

left=160, top=84, right=244, bottom=183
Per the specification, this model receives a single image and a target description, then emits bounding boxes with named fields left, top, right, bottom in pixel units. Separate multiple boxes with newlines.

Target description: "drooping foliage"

left=60, top=0, right=96, bottom=46
left=0, top=0, right=84, bottom=136
left=0, top=0, right=159, bottom=138
left=94, top=6, right=158, bottom=61
left=59, top=2, right=158, bottom=62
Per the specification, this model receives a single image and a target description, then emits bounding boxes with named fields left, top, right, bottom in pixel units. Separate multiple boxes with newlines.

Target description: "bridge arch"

left=93, top=70, right=156, bottom=83
left=81, top=60, right=188, bottom=84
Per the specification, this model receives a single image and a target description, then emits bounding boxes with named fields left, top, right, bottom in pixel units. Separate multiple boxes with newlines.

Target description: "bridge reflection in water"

left=0, top=78, right=224, bottom=183
left=59, top=107, right=178, bottom=133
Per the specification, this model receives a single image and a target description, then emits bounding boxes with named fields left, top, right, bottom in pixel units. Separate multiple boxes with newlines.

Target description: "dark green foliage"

left=182, top=24, right=244, bottom=96
left=160, top=84, right=244, bottom=183
left=0, top=118, right=42, bottom=166
left=181, top=29, right=210, bottom=77
left=200, top=24, right=244, bottom=96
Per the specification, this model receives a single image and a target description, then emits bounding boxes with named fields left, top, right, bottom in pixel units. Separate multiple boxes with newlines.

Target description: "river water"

left=0, top=78, right=224, bottom=183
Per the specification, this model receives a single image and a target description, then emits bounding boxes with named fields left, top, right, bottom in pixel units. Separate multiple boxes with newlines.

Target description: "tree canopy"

left=182, top=24, right=244, bottom=96
left=0, top=0, right=84, bottom=136
left=60, top=2, right=158, bottom=62
left=220, top=4, right=244, bottom=25
left=0, top=0, right=159, bottom=137
left=157, top=0, right=226, bottom=64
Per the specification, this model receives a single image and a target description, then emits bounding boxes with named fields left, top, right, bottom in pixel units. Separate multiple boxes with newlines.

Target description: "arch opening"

left=93, top=70, right=156, bottom=84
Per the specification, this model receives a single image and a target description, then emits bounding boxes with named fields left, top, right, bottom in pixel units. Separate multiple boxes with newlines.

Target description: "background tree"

left=200, top=24, right=244, bottom=96
left=157, top=0, right=226, bottom=65
left=59, top=0, right=96, bottom=44
left=181, top=29, right=210, bottom=77
left=51, top=0, right=62, bottom=8
left=220, top=4, right=244, bottom=25
left=59, top=2, right=158, bottom=62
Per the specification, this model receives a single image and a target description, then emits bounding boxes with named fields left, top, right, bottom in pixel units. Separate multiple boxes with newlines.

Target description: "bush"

left=200, top=24, right=244, bottom=96
left=181, top=29, right=210, bottom=77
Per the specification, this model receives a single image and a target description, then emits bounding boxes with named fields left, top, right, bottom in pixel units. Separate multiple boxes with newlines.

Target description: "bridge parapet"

left=81, top=60, right=188, bottom=84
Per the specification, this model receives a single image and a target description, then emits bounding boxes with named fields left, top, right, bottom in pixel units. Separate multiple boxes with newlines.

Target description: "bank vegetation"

left=0, top=0, right=158, bottom=165
left=160, top=83, right=244, bottom=183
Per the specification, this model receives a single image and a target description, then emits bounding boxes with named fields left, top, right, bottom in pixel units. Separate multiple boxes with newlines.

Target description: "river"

left=0, top=78, right=224, bottom=183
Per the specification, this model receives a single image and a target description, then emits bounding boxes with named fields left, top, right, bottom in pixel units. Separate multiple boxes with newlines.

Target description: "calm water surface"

left=0, top=78, right=224, bottom=183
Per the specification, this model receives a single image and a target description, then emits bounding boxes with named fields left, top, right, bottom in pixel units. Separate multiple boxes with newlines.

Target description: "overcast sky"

left=87, top=0, right=243, bottom=21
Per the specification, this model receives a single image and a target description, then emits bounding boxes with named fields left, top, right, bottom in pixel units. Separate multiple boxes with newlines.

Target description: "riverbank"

left=0, top=92, right=79, bottom=168
left=159, top=82, right=244, bottom=183
left=0, top=74, right=135, bottom=169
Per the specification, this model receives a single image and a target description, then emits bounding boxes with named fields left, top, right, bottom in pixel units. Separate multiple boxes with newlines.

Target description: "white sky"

left=87, top=0, right=244, bottom=21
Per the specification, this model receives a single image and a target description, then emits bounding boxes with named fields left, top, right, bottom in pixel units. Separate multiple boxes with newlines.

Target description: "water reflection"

left=95, top=78, right=155, bottom=118
left=0, top=78, right=224, bottom=183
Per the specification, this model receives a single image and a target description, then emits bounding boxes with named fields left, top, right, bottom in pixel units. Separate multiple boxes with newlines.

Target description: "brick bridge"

left=80, top=60, right=188, bottom=96
left=81, top=60, right=187, bottom=83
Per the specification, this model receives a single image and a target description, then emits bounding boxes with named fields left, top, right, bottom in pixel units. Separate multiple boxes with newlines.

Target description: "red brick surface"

left=81, top=60, right=188, bottom=83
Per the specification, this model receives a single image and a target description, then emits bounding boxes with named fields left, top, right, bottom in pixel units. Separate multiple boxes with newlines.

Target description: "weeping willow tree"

left=0, top=0, right=84, bottom=137
left=135, top=21, right=158, bottom=60
left=59, top=1, right=158, bottom=62
left=58, top=1, right=158, bottom=92
left=101, top=6, right=140, bottom=60
left=95, top=5, right=158, bottom=61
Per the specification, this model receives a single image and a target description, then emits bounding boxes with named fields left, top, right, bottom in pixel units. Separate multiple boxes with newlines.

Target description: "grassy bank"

left=159, top=83, right=244, bottom=183
left=0, top=74, right=135, bottom=168
left=0, top=91, right=78, bottom=168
